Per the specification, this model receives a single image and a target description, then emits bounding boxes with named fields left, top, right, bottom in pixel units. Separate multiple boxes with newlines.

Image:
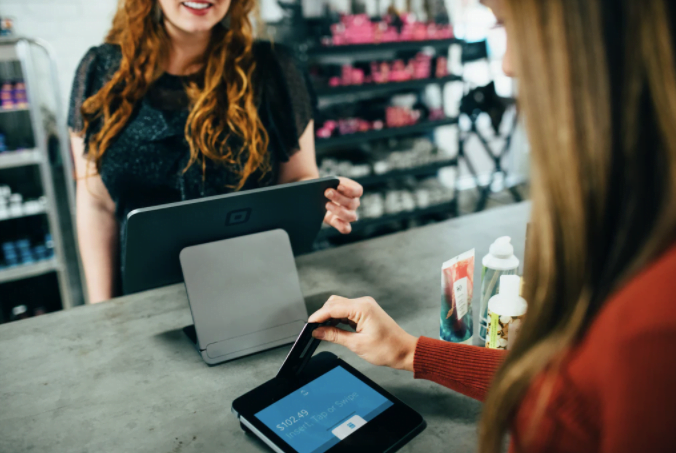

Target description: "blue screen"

left=255, top=366, right=393, bottom=453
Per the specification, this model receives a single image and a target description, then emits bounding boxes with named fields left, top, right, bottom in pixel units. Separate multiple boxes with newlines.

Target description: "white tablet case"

left=179, top=229, right=308, bottom=365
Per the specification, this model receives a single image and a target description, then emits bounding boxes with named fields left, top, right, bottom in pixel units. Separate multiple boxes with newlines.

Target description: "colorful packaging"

left=440, top=249, right=475, bottom=344
left=486, top=275, right=527, bottom=350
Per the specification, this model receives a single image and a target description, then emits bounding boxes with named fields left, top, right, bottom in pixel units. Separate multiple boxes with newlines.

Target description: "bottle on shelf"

left=10, top=305, right=30, bottom=322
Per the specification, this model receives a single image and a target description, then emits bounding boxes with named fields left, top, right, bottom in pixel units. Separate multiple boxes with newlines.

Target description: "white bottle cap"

left=499, top=275, right=521, bottom=297
left=490, top=236, right=514, bottom=259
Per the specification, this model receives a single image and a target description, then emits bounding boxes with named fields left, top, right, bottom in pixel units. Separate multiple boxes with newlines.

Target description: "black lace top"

left=68, top=41, right=314, bottom=285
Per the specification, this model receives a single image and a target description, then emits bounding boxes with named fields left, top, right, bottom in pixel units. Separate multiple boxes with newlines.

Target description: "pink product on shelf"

left=386, top=106, right=422, bottom=128
left=1, top=82, right=14, bottom=109
left=435, top=57, right=449, bottom=78
left=327, top=14, right=454, bottom=46
left=329, top=76, right=341, bottom=87
left=428, top=108, right=446, bottom=121
left=13, top=82, right=27, bottom=108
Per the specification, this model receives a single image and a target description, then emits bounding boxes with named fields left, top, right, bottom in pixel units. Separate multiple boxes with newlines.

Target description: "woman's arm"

left=278, top=121, right=363, bottom=234
left=71, top=132, right=119, bottom=303
left=309, top=296, right=505, bottom=402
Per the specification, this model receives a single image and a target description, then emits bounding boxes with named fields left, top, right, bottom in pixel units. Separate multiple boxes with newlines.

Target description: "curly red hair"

left=81, top=0, right=269, bottom=190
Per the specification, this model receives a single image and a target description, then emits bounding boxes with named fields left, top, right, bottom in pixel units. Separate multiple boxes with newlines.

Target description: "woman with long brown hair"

left=68, top=0, right=362, bottom=303
left=308, top=0, right=676, bottom=451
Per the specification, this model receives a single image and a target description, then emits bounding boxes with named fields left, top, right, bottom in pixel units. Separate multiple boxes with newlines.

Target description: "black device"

left=123, top=177, right=340, bottom=295
left=232, top=325, right=426, bottom=453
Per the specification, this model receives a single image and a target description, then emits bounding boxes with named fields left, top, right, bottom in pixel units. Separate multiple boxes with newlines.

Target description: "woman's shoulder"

left=76, top=43, right=122, bottom=79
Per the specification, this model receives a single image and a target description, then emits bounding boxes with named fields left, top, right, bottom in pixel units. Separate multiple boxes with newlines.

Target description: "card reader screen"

left=255, top=366, right=394, bottom=453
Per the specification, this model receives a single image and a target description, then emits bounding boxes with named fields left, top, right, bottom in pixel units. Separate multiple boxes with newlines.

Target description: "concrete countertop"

left=0, top=202, right=530, bottom=453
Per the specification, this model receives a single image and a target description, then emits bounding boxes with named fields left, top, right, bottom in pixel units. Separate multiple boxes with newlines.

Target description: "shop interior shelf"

left=314, top=74, right=462, bottom=97
left=0, top=205, right=46, bottom=222
left=308, top=38, right=462, bottom=57
left=351, top=158, right=458, bottom=187
left=318, top=199, right=456, bottom=240
left=0, top=149, right=41, bottom=170
left=316, top=117, right=458, bottom=151
left=0, top=259, right=59, bottom=285
left=0, top=106, right=30, bottom=113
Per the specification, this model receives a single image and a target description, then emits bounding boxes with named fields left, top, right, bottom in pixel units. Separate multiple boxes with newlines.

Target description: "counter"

left=0, top=202, right=530, bottom=453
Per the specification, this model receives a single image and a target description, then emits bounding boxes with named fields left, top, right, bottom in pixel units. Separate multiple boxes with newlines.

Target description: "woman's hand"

left=309, top=296, right=418, bottom=372
left=324, top=177, right=363, bottom=234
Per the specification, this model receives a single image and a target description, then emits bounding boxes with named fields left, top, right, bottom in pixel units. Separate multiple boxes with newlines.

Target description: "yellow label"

left=486, top=310, right=524, bottom=350
left=487, top=311, right=500, bottom=349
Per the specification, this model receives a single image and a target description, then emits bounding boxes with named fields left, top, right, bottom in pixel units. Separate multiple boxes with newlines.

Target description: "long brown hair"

left=480, top=1, right=676, bottom=451
left=80, top=0, right=269, bottom=190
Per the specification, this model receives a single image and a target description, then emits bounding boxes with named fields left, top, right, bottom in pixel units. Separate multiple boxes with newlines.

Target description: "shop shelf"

left=0, top=149, right=41, bottom=169
left=315, top=117, right=458, bottom=151
left=308, top=38, right=462, bottom=57
left=0, top=259, right=59, bottom=285
left=315, top=75, right=462, bottom=97
left=0, top=205, right=46, bottom=222
left=0, top=106, right=30, bottom=113
left=351, top=158, right=458, bottom=187
left=318, top=199, right=456, bottom=240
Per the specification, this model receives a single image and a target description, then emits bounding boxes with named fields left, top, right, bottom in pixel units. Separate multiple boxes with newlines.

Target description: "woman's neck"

left=164, top=21, right=211, bottom=76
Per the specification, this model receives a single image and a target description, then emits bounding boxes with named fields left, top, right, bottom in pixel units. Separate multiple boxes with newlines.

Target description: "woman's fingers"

left=312, top=326, right=354, bottom=347
left=324, top=212, right=352, bottom=234
left=325, top=188, right=360, bottom=211
left=337, top=177, right=364, bottom=199
left=326, top=201, right=358, bottom=223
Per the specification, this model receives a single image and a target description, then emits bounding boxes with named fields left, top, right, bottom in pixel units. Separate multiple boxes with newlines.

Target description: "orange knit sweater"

left=413, top=245, right=676, bottom=453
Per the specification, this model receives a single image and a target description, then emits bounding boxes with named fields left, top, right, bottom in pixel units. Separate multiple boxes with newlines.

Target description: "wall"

left=0, top=0, right=118, bottom=110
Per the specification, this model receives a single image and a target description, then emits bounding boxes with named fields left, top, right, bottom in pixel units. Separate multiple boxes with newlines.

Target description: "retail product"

left=0, top=82, right=14, bottom=109
left=479, top=237, right=520, bottom=344
left=0, top=133, right=7, bottom=152
left=486, top=275, right=527, bottom=350
left=322, top=13, right=453, bottom=47
left=10, top=305, right=29, bottom=321
left=440, top=249, right=475, bottom=344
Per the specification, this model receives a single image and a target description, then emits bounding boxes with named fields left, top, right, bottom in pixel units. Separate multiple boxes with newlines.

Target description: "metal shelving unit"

left=307, top=38, right=462, bottom=57
left=318, top=200, right=457, bottom=240
left=353, top=158, right=458, bottom=187
left=316, top=117, right=458, bottom=151
left=0, top=37, right=82, bottom=314
left=314, top=74, right=462, bottom=97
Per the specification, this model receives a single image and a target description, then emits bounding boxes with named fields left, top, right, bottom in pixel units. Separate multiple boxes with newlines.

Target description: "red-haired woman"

left=68, top=0, right=363, bottom=303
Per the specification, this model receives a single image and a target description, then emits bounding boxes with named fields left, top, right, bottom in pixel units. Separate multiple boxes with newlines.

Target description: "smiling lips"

left=181, top=1, right=213, bottom=15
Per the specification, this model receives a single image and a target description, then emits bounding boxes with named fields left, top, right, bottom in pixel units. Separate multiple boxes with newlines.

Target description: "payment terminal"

left=232, top=324, right=426, bottom=453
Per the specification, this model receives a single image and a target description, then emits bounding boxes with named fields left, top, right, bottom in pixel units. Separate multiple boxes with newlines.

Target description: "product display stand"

left=0, top=37, right=83, bottom=315
left=179, top=229, right=308, bottom=366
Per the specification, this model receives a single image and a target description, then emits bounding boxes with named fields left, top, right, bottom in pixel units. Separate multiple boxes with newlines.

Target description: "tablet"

left=123, top=177, right=340, bottom=294
left=232, top=352, right=426, bottom=453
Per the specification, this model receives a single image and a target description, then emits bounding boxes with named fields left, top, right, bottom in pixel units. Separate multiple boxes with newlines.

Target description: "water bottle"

left=479, top=237, right=520, bottom=345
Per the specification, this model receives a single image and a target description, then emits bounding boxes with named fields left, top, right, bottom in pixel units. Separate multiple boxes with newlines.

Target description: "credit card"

left=276, top=322, right=327, bottom=379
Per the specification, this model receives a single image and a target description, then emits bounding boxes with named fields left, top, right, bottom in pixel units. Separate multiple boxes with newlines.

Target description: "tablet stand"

left=179, top=229, right=308, bottom=366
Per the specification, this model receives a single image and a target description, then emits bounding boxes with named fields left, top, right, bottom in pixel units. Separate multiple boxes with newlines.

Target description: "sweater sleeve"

left=600, top=330, right=676, bottom=453
left=413, top=336, right=506, bottom=402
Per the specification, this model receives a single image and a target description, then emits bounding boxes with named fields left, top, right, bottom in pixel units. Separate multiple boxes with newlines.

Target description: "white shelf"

left=0, top=106, right=30, bottom=113
left=0, top=149, right=41, bottom=169
left=0, top=204, right=46, bottom=222
left=0, top=259, right=58, bottom=284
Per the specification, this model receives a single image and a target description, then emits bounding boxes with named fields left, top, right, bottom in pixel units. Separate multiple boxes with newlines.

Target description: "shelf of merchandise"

left=318, top=199, right=457, bottom=240
left=0, top=149, right=41, bottom=169
left=0, top=38, right=83, bottom=313
left=316, top=117, right=458, bottom=151
left=0, top=205, right=47, bottom=222
left=0, top=258, right=59, bottom=285
left=0, top=106, right=30, bottom=113
left=351, top=158, right=458, bottom=187
left=308, top=38, right=462, bottom=57
left=314, top=74, right=462, bottom=97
